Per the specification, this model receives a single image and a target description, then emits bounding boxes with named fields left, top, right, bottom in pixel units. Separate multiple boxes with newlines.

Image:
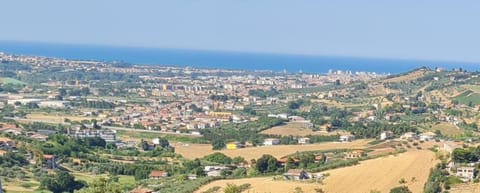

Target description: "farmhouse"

left=0, top=124, right=22, bottom=135
left=187, top=174, right=197, bottom=180
left=298, top=137, right=310, bottom=145
left=380, top=131, right=394, bottom=140
left=206, top=170, right=222, bottom=177
left=149, top=170, right=168, bottom=180
left=401, top=132, right=418, bottom=140
left=69, top=127, right=117, bottom=142
left=263, top=138, right=280, bottom=146
left=339, top=134, right=355, bottom=142
left=345, top=150, right=367, bottom=159
left=456, top=166, right=477, bottom=181
left=419, top=132, right=436, bottom=141
left=278, top=157, right=300, bottom=166
left=43, top=154, right=56, bottom=169
left=283, top=169, right=309, bottom=180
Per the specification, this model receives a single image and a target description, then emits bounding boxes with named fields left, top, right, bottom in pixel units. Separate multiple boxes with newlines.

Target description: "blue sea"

left=0, top=41, right=479, bottom=74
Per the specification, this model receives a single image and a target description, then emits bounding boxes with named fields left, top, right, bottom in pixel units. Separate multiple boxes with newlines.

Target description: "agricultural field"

left=3, top=179, right=41, bottom=193
left=174, top=139, right=371, bottom=160
left=0, top=77, right=27, bottom=85
left=26, top=113, right=94, bottom=122
left=320, top=150, right=437, bottom=193
left=195, top=177, right=322, bottom=193
left=450, top=183, right=480, bottom=193
left=260, top=122, right=348, bottom=137
left=455, top=90, right=480, bottom=105
left=429, top=123, right=464, bottom=137
left=384, top=69, right=431, bottom=83
left=72, top=173, right=135, bottom=187
left=461, top=85, right=480, bottom=94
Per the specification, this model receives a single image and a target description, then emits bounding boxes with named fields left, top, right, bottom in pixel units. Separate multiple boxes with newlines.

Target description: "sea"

left=1, top=41, right=479, bottom=74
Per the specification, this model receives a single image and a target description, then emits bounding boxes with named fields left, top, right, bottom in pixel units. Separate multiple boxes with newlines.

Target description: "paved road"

left=5, top=117, right=202, bottom=137
left=101, top=125, right=202, bottom=137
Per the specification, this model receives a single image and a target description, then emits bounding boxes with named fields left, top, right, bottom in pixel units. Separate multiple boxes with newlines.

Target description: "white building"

left=38, top=101, right=71, bottom=108
left=263, top=138, right=281, bottom=146
left=380, top=131, right=394, bottom=140
left=69, top=128, right=117, bottom=142
left=419, top=132, right=436, bottom=141
left=339, top=135, right=355, bottom=142
left=456, top=167, right=477, bottom=181
left=401, top=132, right=418, bottom=140
left=298, top=137, right=310, bottom=145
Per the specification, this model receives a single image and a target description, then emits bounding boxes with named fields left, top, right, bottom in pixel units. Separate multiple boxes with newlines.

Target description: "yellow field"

left=450, top=183, right=480, bottom=193
left=321, top=150, right=437, bottom=193
left=195, top=177, right=322, bottom=193
left=384, top=69, right=430, bottom=83
left=260, top=122, right=349, bottom=137
left=174, top=139, right=371, bottom=161
left=27, top=113, right=94, bottom=122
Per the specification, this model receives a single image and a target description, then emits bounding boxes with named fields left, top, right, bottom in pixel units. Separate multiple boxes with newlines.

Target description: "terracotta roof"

left=1, top=124, right=18, bottom=130
left=43, top=155, right=55, bottom=159
left=278, top=157, right=300, bottom=163
left=149, top=170, right=167, bottom=177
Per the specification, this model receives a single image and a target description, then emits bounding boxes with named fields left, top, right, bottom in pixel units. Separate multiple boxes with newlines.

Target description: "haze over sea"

left=1, top=41, right=478, bottom=74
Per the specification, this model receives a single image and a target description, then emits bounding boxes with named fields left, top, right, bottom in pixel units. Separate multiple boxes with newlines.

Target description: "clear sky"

left=1, top=0, right=480, bottom=62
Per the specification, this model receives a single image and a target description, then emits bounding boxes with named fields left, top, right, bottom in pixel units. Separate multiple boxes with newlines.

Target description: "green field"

left=0, top=77, right=26, bottom=85
left=455, top=90, right=480, bottom=105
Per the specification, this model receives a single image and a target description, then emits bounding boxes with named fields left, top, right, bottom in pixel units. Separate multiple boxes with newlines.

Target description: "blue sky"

left=1, top=0, right=480, bottom=62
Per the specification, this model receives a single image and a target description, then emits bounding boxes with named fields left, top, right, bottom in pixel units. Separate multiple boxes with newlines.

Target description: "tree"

left=140, top=139, right=149, bottom=151
left=40, top=170, right=85, bottom=193
left=224, top=183, right=241, bottom=193
left=390, top=186, right=412, bottom=193
left=59, top=88, right=67, bottom=97
left=212, top=139, right=226, bottom=150
left=255, top=154, right=278, bottom=173
left=155, top=137, right=170, bottom=148
left=232, top=156, right=247, bottom=165
left=203, top=152, right=232, bottom=164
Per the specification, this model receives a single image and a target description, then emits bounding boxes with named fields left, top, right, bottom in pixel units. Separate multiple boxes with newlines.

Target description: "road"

left=101, top=125, right=202, bottom=137
left=5, top=117, right=202, bottom=137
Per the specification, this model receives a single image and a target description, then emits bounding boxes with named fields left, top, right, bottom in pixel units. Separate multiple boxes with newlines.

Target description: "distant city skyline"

left=1, top=1, right=480, bottom=63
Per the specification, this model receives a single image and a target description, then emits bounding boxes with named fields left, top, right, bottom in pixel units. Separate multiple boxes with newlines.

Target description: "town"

left=1, top=52, right=480, bottom=193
